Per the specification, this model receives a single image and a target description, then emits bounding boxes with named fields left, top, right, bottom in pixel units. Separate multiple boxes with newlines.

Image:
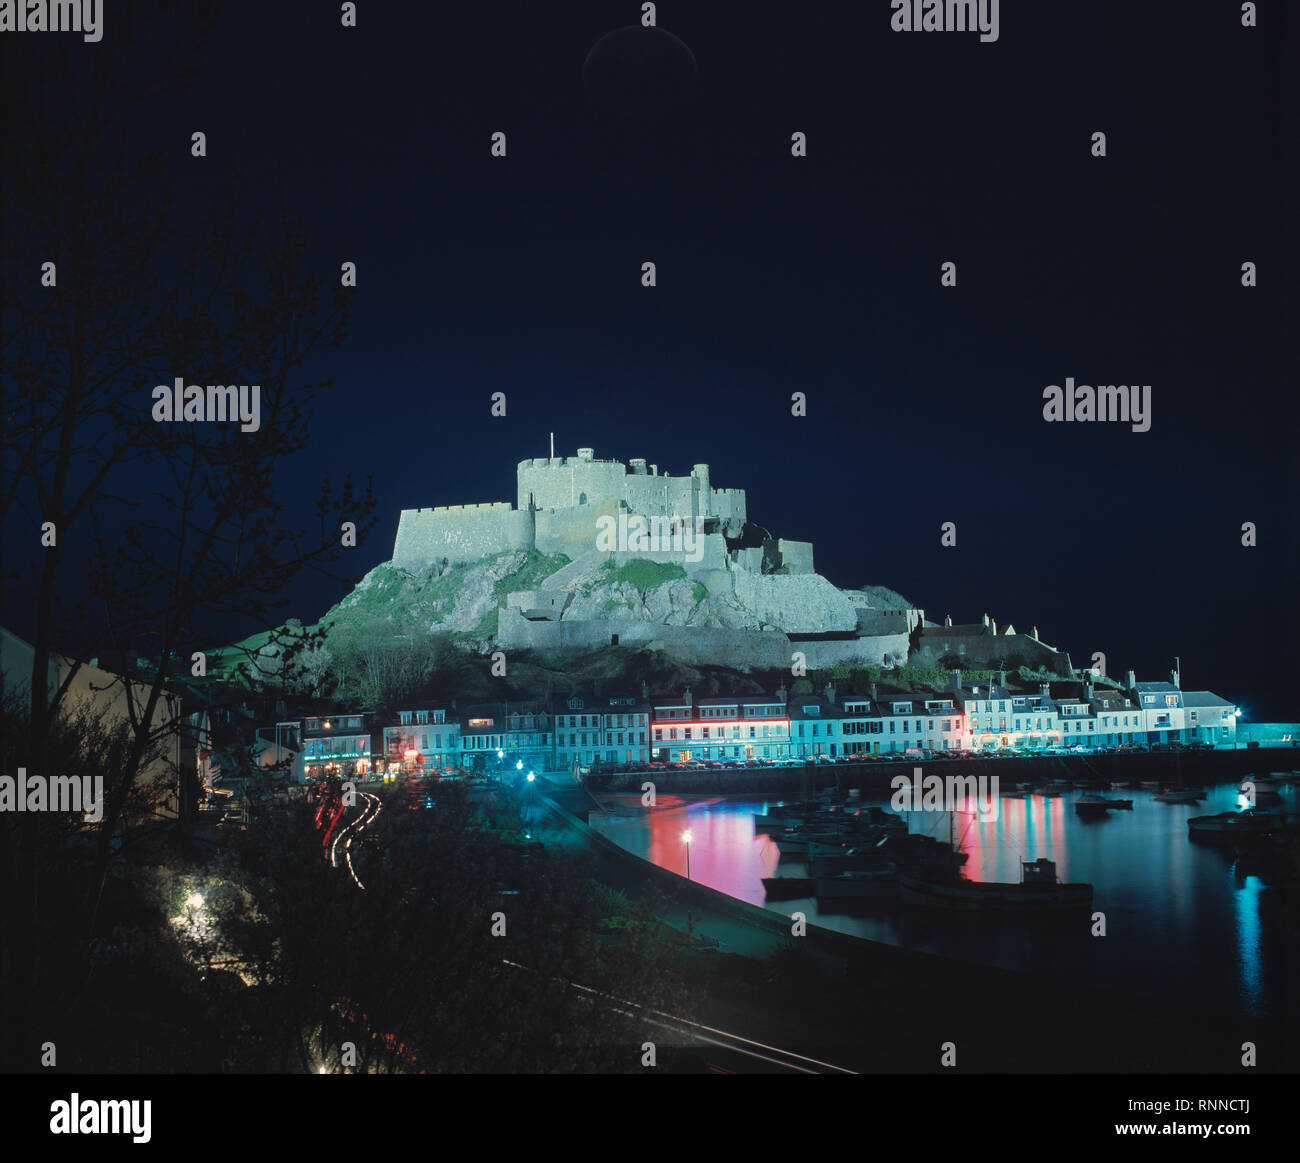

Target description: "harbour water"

left=589, top=782, right=1297, bottom=1017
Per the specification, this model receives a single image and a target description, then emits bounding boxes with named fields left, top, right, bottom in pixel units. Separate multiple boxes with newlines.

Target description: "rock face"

left=319, top=547, right=928, bottom=672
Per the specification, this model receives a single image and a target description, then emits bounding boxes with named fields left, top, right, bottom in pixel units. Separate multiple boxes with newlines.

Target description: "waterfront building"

left=381, top=708, right=459, bottom=775
left=458, top=701, right=552, bottom=773
left=651, top=688, right=791, bottom=762
left=1179, top=691, right=1238, bottom=746
left=552, top=693, right=651, bottom=770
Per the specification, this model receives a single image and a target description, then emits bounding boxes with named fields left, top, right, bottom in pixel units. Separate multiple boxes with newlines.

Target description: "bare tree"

left=0, top=0, right=376, bottom=1051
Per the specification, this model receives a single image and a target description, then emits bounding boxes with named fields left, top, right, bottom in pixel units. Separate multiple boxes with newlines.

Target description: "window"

left=421, top=734, right=428, bottom=749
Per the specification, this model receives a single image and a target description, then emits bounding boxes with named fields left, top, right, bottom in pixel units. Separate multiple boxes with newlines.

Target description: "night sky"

left=3, top=1, right=1295, bottom=717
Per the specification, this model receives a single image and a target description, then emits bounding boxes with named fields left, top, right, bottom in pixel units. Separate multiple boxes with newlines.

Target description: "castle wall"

left=393, top=503, right=532, bottom=569
left=534, top=499, right=621, bottom=559
left=797, top=633, right=912, bottom=669
left=506, top=591, right=570, bottom=619
left=622, top=474, right=701, bottom=520
left=496, top=605, right=793, bottom=670
left=520, top=454, right=747, bottom=534
left=855, top=607, right=923, bottom=635
left=732, top=572, right=858, bottom=634
left=517, top=457, right=627, bottom=512
left=777, top=539, right=815, bottom=574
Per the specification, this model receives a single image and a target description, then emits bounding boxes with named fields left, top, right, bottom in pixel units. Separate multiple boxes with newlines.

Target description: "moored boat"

left=1154, top=788, right=1201, bottom=804
left=815, top=866, right=899, bottom=899
left=899, top=858, right=1092, bottom=912
left=1187, top=809, right=1279, bottom=839
left=761, top=876, right=815, bottom=900
left=1077, top=792, right=1133, bottom=810
left=1074, top=800, right=1110, bottom=817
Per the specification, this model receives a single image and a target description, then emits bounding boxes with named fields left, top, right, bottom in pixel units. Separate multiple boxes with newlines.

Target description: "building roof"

left=1179, top=690, right=1235, bottom=708
left=1090, top=689, right=1135, bottom=712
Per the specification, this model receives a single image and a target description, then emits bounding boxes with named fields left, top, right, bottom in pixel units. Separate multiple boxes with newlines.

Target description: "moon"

left=582, top=26, right=698, bottom=121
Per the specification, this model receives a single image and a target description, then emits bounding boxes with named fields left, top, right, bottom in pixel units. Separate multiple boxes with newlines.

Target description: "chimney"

left=991, top=620, right=998, bottom=636
left=775, top=682, right=787, bottom=703
left=1031, top=625, right=1039, bottom=640
left=982, top=613, right=990, bottom=627
left=1083, top=674, right=1094, bottom=699
left=824, top=681, right=836, bottom=705
left=997, top=668, right=1006, bottom=689
left=1170, top=668, right=1180, bottom=689
left=1039, top=681, right=1050, bottom=698
left=944, top=614, right=953, bottom=628
left=1126, top=669, right=1136, bottom=691
left=640, top=679, right=649, bottom=698
left=953, top=670, right=963, bottom=691
left=869, top=681, right=878, bottom=701
left=683, top=687, right=692, bottom=706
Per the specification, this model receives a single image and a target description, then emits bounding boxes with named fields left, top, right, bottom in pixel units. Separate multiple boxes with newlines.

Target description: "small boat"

left=1187, top=810, right=1280, bottom=839
left=761, top=876, right=815, bottom=900
left=1033, top=785, right=1063, bottom=798
left=1077, top=793, right=1133, bottom=810
left=772, top=831, right=842, bottom=855
left=1140, top=781, right=1160, bottom=791
left=1154, top=788, right=1202, bottom=804
left=815, top=866, right=899, bottom=899
left=1074, top=800, right=1111, bottom=817
left=899, top=858, right=1092, bottom=912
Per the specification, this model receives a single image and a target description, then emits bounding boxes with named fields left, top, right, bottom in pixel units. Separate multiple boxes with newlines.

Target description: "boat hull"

left=899, top=874, right=1093, bottom=911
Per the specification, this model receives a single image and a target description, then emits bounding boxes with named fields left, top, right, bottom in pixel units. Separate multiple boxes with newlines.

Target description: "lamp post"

left=525, top=770, right=536, bottom=834
left=682, top=828, right=693, bottom=937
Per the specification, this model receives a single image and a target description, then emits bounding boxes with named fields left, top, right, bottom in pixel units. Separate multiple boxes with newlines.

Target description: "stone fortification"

left=380, top=448, right=1052, bottom=672
left=394, top=448, right=751, bottom=570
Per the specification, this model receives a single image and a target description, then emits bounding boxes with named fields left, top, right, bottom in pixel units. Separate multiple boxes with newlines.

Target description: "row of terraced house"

left=259, top=666, right=1239, bottom=782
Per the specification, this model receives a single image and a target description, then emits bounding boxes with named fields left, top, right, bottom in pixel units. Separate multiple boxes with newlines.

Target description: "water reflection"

left=588, top=784, right=1290, bottom=1015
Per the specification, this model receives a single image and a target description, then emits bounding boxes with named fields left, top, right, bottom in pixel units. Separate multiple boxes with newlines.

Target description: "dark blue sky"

left=3, top=1, right=1295, bottom=717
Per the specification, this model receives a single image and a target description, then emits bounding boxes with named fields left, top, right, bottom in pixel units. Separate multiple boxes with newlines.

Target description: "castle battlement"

left=394, top=448, right=751, bottom=570
left=430, top=502, right=513, bottom=514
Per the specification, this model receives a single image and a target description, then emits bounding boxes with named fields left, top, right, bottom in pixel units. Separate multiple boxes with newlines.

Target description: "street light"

left=682, top=829, right=693, bottom=937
